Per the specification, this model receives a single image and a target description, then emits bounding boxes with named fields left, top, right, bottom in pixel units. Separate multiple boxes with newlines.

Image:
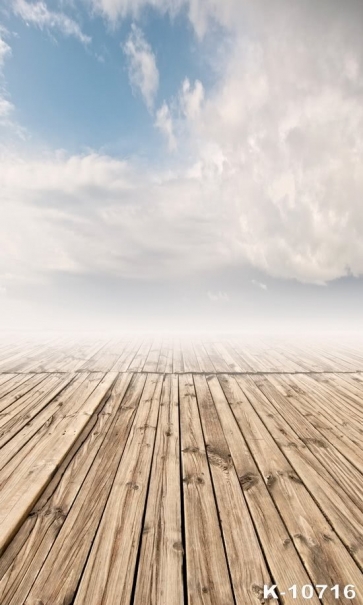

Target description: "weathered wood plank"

left=230, top=375, right=363, bottom=575
left=0, top=373, right=74, bottom=449
left=0, top=374, right=48, bottom=414
left=172, top=338, right=184, bottom=373
left=208, top=376, right=326, bottom=605
left=0, top=374, right=133, bottom=587
left=194, top=374, right=271, bottom=604
left=134, top=374, right=183, bottom=605
left=0, top=372, right=117, bottom=555
left=0, top=373, right=134, bottom=602
left=156, top=338, right=173, bottom=373
left=271, top=374, right=363, bottom=475
left=0, top=373, right=88, bottom=472
left=14, top=374, right=145, bottom=605
left=192, top=341, right=215, bottom=373
left=112, top=337, right=142, bottom=371
left=254, top=374, right=363, bottom=515
left=286, top=373, right=363, bottom=433
left=143, top=338, right=162, bottom=372
left=223, top=373, right=363, bottom=603
left=179, top=374, right=234, bottom=605
left=73, top=374, right=162, bottom=605
left=0, top=375, right=22, bottom=395
left=128, top=338, right=152, bottom=371
left=181, top=341, right=201, bottom=373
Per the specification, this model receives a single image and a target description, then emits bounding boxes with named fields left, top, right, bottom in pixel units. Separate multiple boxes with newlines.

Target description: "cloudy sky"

left=1, top=0, right=363, bottom=332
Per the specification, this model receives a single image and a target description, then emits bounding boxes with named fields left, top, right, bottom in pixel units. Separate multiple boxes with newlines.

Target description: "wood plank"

left=0, top=374, right=48, bottom=414
left=0, top=340, right=62, bottom=374
left=128, top=338, right=152, bottom=372
left=73, top=374, right=162, bottom=605
left=288, top=373, right=363, bottom=431
left=194, top=374, right=271, bottom=604
left=59, top=339, right=107, bottom=372
left=228, top=340, right=266, bottom=372
left=254, top=374, right=363, bottom=515
left=311, top=345, right=358, bottom=372
left=0, top=372, right=117, bottom=555
left=0, top=342, right=50, bottom=373
left=320, top=374, right=363, bottom=417
left=221, top=341, right=255, bottom=372
left=134, top=374, right=183, bottom=605
left=272, top=374, right=363, bottom=475
left=211, top=342, right=244, bottom=372
left=0, top=336, right=362, bottom=604
left=220, top=374, right=363, bottom=604
left=192, top=340, right=215, bottom=373
left=7, top=374, right=146, bottom=605
left=208, top=376, right=329, bottom=605
left=229, top=375, right=363, bottom=573
left=0, top=373, right=74, bottom=449
left=181, top=341, right=201, bottom=373
left=0, top=373, right=88, bottom=472
left=0, top=345, right=24, bottom=364
left=267, top=344, right=307, bottom=372
left=112, top=337, right=142, bottom=371
left=0, top=375, right=132, bottom=585
left=21, top=343, right=71, bottom=374
left=143, top=338, right=162, bottom=372
left=202, top=343, right=230, bottom=372
left=156, top=338, right=173, bottom=373
left=79, top=339, right=125, bottom=372
left=77, top=341, right=109, bottom=372
left=0, top=373, right=135, bottom=601
left=179, top=374, right=234, bottom=605
left=172, top=338, right=184, bottom=373
left=0, top=375, right=18, bottom=393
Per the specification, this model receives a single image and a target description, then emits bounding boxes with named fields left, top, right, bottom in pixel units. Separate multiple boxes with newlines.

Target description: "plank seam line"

left=177, top=375, right=188, bottom=605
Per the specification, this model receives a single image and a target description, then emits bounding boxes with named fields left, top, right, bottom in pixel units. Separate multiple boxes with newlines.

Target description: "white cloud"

left=13, top=0, right=91, bottom=44
left=154, top=79, right=204, bottom=150
left=180, top=78, right=204, bottom=121
left=85, top=0, right=236, bottom=38
left=0, top=33, right=15, bottom=124
left=123, top=25, right=159, bottom=111
left=252, top=280, right=267, bottom=291
left=3, top=0, right=363, bottom=288
left=0, top=151, right=236, bottom=286
left=152, top=0, right=363, bottom=284
left=88, top=0, right=184, bottom=26
left=0, top=97, right=14, bottom=118
left=208, top=291, right=230, bottom=302
left=155, top=102, right=177, bottom=151
left=0, top=35, right=11, bottom=66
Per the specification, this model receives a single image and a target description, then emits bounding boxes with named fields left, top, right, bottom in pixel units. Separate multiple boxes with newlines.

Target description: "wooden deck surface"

left=0, top=335, right=362, bottom=604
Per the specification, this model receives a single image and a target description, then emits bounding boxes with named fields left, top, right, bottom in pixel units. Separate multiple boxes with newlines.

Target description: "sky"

left=1, top=0, right=363, bottom=333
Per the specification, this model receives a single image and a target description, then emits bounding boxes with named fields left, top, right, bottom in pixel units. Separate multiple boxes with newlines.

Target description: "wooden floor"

left=0, top=335, right=363, bottom=604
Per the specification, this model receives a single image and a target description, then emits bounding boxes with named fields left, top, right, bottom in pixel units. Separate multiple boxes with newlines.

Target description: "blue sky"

left=1, top=0, right=363, bottom=332
left=1, top=4, right=212, bottom=156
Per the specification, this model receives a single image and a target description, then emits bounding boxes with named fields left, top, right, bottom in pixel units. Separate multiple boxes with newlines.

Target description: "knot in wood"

left=239, top=473, right=259, bottom=491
